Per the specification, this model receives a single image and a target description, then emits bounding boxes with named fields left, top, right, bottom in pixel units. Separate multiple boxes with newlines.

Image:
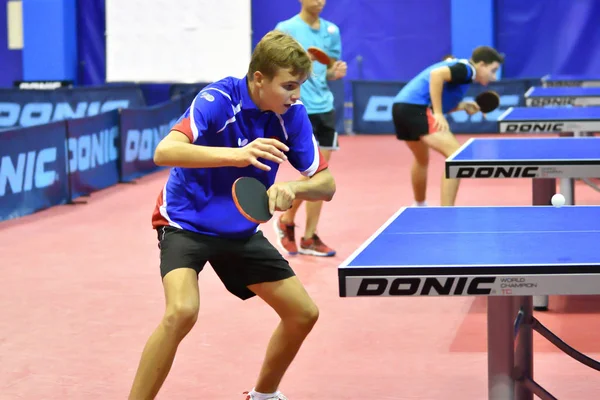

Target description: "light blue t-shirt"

left=393, top=59, right=476, bottom=114
left=275, top=15, right=342, bottom=115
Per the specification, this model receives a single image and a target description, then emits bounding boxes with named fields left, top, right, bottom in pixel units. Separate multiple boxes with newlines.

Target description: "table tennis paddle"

left=307, top=46, right=332, bottom=67
left=232, top=177, right=272, bottom=224
left=475, top=90, right=500, bottom=113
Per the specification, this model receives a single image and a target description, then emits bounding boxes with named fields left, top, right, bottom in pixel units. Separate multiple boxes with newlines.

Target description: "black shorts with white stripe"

left=156, top=226, right=295, bottom=300
left=308, top=110, right=339, bottom=150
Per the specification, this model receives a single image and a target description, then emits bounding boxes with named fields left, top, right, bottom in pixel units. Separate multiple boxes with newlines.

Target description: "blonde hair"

left=248, top=30, right=312, bottom=80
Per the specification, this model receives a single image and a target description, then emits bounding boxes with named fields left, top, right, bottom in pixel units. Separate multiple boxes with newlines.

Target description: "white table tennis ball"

left=551, top=193, right=566, bottom=207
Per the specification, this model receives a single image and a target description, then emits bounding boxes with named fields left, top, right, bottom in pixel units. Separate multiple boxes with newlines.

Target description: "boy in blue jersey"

left=127, top=31, right=336, bottom=400
left=392, top=46, right=504, bottom=206
left=273, top=0, right=346, bottom=257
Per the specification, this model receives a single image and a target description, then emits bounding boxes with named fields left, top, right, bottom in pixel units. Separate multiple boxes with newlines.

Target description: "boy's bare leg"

left=404, top=140, right=430, bottom=204
left=303, top=149, right=332, bottom=238
left=128, top=268, right=200, bottom=400
left=247, top=276, right=319, bottom=393
left=421, top=131, right=462, bottom=206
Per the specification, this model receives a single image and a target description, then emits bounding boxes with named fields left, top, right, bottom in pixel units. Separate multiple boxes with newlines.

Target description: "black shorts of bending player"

left=308, top=110, right=339, bottom=150
left=392, top=103, right=435, bottom=141
left=156, top=226, right=296, bottom=300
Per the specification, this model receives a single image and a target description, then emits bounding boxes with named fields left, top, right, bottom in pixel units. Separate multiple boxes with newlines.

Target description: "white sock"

left=413, top=200, right=428, bottom=207
left=249, top=389, right=280, bottom=400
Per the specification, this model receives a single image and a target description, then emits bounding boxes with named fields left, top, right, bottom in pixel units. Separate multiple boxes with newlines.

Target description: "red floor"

left=1, top=133, right=599, bottom=399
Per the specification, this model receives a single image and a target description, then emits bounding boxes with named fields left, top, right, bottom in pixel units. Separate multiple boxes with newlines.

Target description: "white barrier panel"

left=106, top=0, right=251, bottom=83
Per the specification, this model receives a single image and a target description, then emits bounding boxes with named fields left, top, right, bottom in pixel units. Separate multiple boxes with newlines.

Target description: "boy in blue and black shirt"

left=392, top=46, right=504, bottom=207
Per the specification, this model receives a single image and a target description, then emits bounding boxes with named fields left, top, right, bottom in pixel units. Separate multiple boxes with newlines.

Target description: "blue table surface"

left=343, top=206, right=600, bottom=268
left=543, top=74, right=600, bottom=81
left=500, top=106, right=600, bottom=121
left=449, top=137, right=600, bottom=161
left=527, top=87, right=600, bottom=96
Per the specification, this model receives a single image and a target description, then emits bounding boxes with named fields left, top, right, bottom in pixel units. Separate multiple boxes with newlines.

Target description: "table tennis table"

left=338, top=205, right=600, bottom=400
left=541, top=74, right=600, bottom=87
left=446, top=136, right=600, bottom=310
left=497, top=106, right=600, bottom=194
left=447, top=135, right=600, bottom=206
left=498, top=106, right=600, bottom=134
left=496, top=110, right=600, bottom=206
left=446, top=136, right=600, bottom=184
left=524, top=87, right=600, bottom=107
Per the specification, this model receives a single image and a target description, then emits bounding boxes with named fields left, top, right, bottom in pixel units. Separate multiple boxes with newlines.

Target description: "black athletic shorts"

left=392, top=103, right=435, bottom=141
left=308, top=110, right=339, bottom=150
left=156, top=226, right=296, bottom=300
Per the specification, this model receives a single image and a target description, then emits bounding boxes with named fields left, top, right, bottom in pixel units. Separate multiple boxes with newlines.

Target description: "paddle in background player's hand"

left=307, top=46, right=332, bottom=67
left=462, top=101, right=480, bottom=116
left=329, top=60, right=348, bottom=80
left=475, top=90, right=500, bottom=117
left=307, top=47, right=347, bottom=80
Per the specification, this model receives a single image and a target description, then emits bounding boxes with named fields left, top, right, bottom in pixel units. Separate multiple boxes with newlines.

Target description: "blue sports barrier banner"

left=0, top=85, right=145, bottom=130
left=352, top=80, right=406, bottom=134
left=66, top=110, right=120, bottom=199
left=2, top=78, right=549, bottom=224
left=0, top=121, right=69, bottom=222
left=351, top=79, right=541, bottom=134
left=119, top=99, right=181, bottom=182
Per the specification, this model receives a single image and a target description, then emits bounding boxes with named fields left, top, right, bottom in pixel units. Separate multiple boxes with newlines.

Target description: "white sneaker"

left=244, top=391, right=288, bottom=400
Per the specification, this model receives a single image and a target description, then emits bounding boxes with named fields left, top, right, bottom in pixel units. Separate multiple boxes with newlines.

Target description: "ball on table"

left=551, top=193, right=565, bottom=207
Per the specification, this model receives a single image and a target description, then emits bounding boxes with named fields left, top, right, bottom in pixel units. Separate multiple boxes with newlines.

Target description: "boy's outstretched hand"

left=234, top=138, right=289, bottom=171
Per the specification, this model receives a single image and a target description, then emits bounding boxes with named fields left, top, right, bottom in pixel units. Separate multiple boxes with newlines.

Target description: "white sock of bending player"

left=413, top=201, right=428, bottom=207
left=248, top=389, right=281, bottom=399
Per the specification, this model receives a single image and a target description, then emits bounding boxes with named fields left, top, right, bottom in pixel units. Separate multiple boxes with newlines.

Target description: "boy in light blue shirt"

left=274, top=0, right=346, bottom=257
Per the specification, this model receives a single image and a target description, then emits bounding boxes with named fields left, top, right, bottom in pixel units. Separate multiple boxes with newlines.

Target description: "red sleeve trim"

left=171, top=117, right=194, bottom=142
left=315, top=148, right=329, bottom=174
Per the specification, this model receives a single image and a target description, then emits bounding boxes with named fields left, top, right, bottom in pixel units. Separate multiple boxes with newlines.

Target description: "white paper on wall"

left=106, top=0, right=251, bottom=83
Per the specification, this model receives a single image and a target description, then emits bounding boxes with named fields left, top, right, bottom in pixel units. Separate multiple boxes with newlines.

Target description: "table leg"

left=531, top=179, right=555, bottom=310
left=514, top=296, right=534, bottom=400
left=488, top=296, right=516, bottom=399
left=532, top=178, right=556, bottom=206
left=557, top=131, right=581, bottom=206
left=559, top=178, right=575, bottom=205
